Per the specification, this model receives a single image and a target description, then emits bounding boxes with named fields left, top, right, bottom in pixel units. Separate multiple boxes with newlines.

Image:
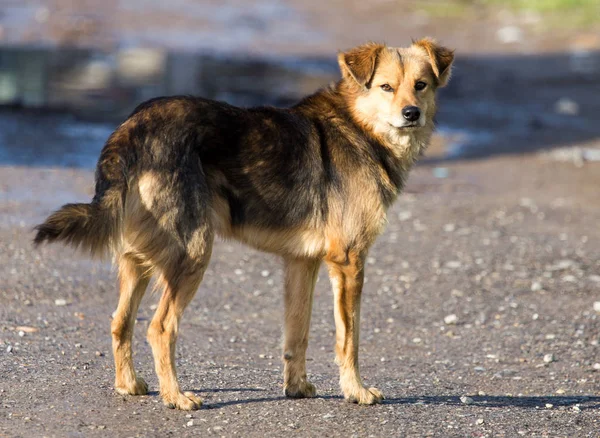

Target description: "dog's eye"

left=415, top=81, right=427, bottom=91
left=380, top=84, right=393, bottom=92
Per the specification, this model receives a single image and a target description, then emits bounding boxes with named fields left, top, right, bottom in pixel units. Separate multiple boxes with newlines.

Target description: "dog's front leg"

left=282, top=257, right=321, bottom=398
left=326, top=252, right=384, bottom=405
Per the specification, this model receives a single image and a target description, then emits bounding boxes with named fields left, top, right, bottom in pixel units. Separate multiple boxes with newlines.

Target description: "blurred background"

left=0, top=0, right=599, bottom=166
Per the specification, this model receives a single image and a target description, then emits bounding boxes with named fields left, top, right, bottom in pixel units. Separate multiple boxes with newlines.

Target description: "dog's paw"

left=115, top=376, right=148, bottom=396
left=163, top=391, right=203, bottom=410
left=344, top=386, right=384, bottom=405
left=284, top=380, right=317, bottom=399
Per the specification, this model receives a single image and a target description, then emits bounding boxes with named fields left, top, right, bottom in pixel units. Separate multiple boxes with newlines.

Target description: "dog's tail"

left=33, top=130, right=130, bottom=256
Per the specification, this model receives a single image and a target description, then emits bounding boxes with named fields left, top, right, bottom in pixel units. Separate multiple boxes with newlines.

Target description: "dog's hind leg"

left=282, top=257, right=321, bottom=398
left=147, top=246, right=211, bottom=410
left=111, top=253, right=151, bottom=395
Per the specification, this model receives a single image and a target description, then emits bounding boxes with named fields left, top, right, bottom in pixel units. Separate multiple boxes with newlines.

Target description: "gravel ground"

left=1, top=152, right=600, bottom=437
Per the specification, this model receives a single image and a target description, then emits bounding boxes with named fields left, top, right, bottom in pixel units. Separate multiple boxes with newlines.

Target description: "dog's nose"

left=402, top=106, right=421, bottom=122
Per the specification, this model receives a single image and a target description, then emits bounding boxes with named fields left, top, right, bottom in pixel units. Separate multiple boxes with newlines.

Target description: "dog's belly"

left=218, top=224, right=326, bottom=259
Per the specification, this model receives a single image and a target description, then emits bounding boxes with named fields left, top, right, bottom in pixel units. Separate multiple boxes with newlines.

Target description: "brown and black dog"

left=34, top=39, right=453, bottom=410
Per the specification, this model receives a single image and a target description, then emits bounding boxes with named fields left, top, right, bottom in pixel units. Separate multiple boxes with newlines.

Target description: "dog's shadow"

left=146, top=389, right=600, bottom=410
left=384, top=395, right=600, bottom=410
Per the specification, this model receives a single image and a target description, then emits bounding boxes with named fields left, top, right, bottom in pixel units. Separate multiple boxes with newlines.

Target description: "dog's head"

left=338, top=39, right=453, bottom=138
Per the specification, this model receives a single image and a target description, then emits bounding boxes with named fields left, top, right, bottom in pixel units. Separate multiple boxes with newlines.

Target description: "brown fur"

left=34, top=39, right=453, bottom=409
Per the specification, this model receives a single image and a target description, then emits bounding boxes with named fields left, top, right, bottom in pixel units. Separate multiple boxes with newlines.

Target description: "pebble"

left=16, top=326, right=38, bottom=333
left=18, top=331, right=25, bottom=337
left=573, top=405, right=581, bottom=412
left=55, top=298, right=67, bottom=306
left=260, top=270, right=270, bottom=277
left=476, top=418, right=484, bottom=425
left=592, top=363, right=600, bottom=370
left=531, top=281, right=542, bottom=292
left=187, top=420, right=194, bottom=427
left=412, top=337, right=422, bottom=344
left=6, top=345, right=12, bottom=353
left=460, top=396, right=474, bottom=405
left=322, top=413, right=334, bottom=419
left=589, top=275, right=600, bottom=283
left=443, top=223, right=456, bottom=232
left=445, top=261, right=462, bottom=269
left=95, top=351, right=103, bottom=357
left=545, top=403, right=554, bottom=409
left=543, top=353, right=555, bottom=363
left=593, top=302, right=600, bottom=313
left=444, top=314, right=458, bottom=325
left=554, top=98, right=579, bottom=116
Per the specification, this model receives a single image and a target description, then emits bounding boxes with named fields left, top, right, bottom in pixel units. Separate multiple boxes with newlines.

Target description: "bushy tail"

left=33, top=131, right=129, bottom=256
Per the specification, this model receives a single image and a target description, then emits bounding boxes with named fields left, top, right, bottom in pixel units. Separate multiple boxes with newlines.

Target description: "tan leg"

left=326, top=252, right=384, bottom=405
left=111, top=253, right=150, bottom=395
left=282, top=257, right=321, bottom=398
left=147, top=262, right=208, bottom=410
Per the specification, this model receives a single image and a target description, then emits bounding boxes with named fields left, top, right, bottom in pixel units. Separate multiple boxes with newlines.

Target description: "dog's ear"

left=338, top=43, right=385, bottom=88
left=413, top=38, right=454, bottom=87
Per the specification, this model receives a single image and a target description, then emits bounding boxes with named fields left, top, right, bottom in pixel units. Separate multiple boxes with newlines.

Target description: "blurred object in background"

left=0, top=0, right=599, bottom=164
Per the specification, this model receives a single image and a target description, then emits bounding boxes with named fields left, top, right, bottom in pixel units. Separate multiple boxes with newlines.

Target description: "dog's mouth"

left=391, top=123, right=420, bottom=130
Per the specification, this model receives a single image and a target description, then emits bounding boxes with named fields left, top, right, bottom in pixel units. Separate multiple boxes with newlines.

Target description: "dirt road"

left=1, top=150, right=599, bottom=437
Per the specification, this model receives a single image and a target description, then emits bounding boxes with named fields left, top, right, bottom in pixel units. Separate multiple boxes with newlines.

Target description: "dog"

left=34, top=38, right=453, bottom=410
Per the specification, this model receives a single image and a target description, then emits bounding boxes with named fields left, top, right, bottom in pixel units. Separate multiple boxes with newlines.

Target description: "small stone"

left=474, top=366, right=486, bottom=372
left=572, top=405, right=581, bottom=412
left=6, top=345, right=13, bottom=353
left=444, top=314, right=458, bottom=325
left=592, top=363, right=600, bottom=370
left=412, top=337, right=422, bottom=344
left=322, top=413, right=334, bottom=419
left=476, top=418, right=484, bottom=425
left=545, top=403, right=554, bottom=409
left=16, top=326, right=38, bottom=333
left=18, top=331, right=25, bottom=337
left=445, top=261, right=462, bottom=269
left=260, top=270, right=270, bottom=277
left=460, top=396, right=474, bottom=405
left=55, top=298, right=67, bottom=306
left=443, top=223, right=456, bottom=232
left=543, top=353, right=555, bottom=363
left=185, top=414, right=192, bottom=418
left=554, top=98, right=579, bottom=116
left=556, top=388, right=566, bottom=394
left=234, top=269, right=244, bottom=275
left=593, top=302, right=600, bottom=313
left=187, top=420, right=194, bottom=427
left=531, top=282, right=542, bottom=292
left=95, top=351, right=103, bottom=357
left=532, top=313, right=539, bottom=320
